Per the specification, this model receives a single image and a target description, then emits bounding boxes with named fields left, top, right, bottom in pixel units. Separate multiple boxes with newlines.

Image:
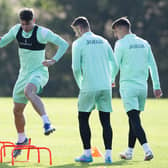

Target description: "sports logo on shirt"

left=129, top=44, right=145, bottom=49
left=19, top=39, right=32, bottom=46
left=86, top=39, right=103, bottom=45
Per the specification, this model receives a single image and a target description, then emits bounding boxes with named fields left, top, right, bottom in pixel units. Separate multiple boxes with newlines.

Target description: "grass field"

left=0, top=98, right=167, bottom=168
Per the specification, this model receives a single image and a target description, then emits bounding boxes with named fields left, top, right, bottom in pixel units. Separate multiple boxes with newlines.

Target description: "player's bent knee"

left=24, top=84, right=37, bottom=100
left=24, top=89, right=30, bottom=99
left=24, top=88, right=34, bottom=100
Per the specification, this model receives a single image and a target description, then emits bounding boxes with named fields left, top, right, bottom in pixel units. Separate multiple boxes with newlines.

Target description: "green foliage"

left=0, top=0, right=167, bottom=97
left=0, top=1, right=18, bottom=95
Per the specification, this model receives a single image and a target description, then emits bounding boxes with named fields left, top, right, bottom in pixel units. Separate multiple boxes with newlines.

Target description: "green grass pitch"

left=0, top=98, right=167, bottom=168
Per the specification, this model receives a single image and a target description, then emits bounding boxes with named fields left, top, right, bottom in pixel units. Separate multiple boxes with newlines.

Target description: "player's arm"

left=42, top=29, right=69, bottom=67
left=112, top=41, right=123, bottom=84
left=0, top=26, right=16, bottom=48
left=148, top=45, right=162, bottom=98
left=107, top=41, right=118, bottom=85
left=72, top=41, right=82, bottom=89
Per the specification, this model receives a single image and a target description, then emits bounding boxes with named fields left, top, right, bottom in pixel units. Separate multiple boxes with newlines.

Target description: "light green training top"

left=72, top=31, right=118, bottom=92
left=0, top=24, right=69, bottom=75
left=114, top=33, right=160, bottom=90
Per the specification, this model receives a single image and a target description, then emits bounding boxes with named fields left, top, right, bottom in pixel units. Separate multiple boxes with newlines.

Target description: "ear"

left=79, top=26, right=83, bottom=33
left=33, top=18, right=36, bottom=23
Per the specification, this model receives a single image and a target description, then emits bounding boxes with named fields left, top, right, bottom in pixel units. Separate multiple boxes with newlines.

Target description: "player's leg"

left=75, top=112, right=93, bottom=163
left=120, top=112, right=136, bottom=160
left=13, top=102, right=26, bottom=138
left=99, top=111, right=112, bottom=150
left=96, top=90, right=113, bottom=163
left=138, top=92, right=154, bottom=161
left=119, top=90, right=139, bottom=160
left=12, top=77, right=30, bottom=157
left=120, top=116, right=137, bottom=160
left=75, top=91, right=95, bottom=163
left=127, top=110, right=153, bottom=160
left=24, top=83, right=45, bottom=116
left=99, top=111, right=112, bottom=163
left=128, top=117, right=137, bottom=148
left=128, top=110, right=147, bottom=145
left=13, top=102, right=29, bottom=157
left=24, top=83, right=55, bottom=135
left=78, top=112, right=92, bottom=150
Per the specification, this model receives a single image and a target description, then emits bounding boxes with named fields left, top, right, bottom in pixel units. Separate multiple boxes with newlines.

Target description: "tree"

left=0, top=0, right=167, bottom=97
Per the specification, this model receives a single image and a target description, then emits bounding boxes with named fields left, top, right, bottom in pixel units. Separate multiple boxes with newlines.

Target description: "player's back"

left=78, top=32, right=112, bottom=91
left=118, top=34, right=150, bottom=87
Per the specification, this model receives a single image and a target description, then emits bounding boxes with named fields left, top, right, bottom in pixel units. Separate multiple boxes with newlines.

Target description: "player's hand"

left=153, top=89, right=163, bottom=98
left=42, top=59, right=56, bottom=67
left=112, top=82, right=116, bottom=88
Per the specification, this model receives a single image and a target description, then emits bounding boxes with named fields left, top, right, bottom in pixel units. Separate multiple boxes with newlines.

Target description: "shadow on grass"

left=0, top=163, right=18, bottom=168
left=49, top=160, right=137, bottom=168
left=0, top=162, right=51, bottom=167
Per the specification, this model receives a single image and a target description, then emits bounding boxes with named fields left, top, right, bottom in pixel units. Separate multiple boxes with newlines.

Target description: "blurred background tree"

left=0, top=0, right=167, bottom=97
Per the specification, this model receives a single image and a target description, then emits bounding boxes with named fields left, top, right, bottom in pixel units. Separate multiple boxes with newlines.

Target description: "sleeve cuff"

left=52, top=55, right=59, bottom=62
left=153, top=84, right=161, bottom=90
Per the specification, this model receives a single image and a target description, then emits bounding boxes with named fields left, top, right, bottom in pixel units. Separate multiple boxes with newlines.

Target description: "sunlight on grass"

left=0, top=98, right=167, bottom=168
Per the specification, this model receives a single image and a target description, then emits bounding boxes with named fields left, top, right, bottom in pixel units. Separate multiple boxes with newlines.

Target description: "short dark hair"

left=112, top=17, right=131, bottom=30
left=19, top=8, right=34, bottom=22
left=71, top=16, right=90, bottom=29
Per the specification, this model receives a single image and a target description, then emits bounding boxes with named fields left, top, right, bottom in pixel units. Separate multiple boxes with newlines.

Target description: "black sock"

left=78, top=112, right=91, bottom=149
left=128, top=117, right=136, bottom=148
left=127, top=110, right=147, bottom=145
left=99, top=111, right=112, bottom=149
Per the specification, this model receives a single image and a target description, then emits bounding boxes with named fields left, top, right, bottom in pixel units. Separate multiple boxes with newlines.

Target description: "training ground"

left=0, top=98, right=167, bottom=168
